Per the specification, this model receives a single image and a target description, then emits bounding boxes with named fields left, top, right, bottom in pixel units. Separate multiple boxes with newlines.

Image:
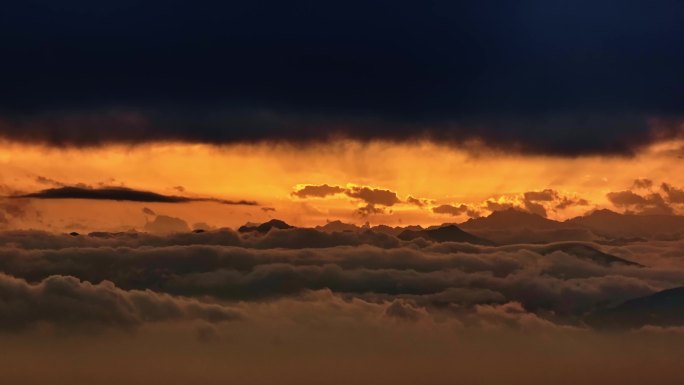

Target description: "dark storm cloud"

left=13, top=186, right=258, bottom=205
left=1, top=1, right=683, bottom=154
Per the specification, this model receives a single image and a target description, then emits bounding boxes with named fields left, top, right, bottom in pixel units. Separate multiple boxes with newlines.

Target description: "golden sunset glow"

left=2, top=138, right=684, bottom=231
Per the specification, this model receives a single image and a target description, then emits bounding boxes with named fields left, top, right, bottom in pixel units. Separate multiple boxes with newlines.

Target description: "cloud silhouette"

left=607, top=190, right=673, bottom=215
left=432, top=204, right=469, bottom=216
left=292, top=184, right=403, bottom=217
left=344, top=186, right=401, bottom=206
left=292, top=184, right=346, bottom=198
left=14, top=186, right=258, bottom=205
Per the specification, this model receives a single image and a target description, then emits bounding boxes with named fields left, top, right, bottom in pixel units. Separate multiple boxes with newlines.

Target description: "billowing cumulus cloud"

left=3, top=216, right=684, bottom=385
left=605, top=180, right=684, bottom=215
left=480, top=189, right=590, bottom=218
left=2, top=223, right=683, bottom=329
left=0, top=273, right=240, bottom=332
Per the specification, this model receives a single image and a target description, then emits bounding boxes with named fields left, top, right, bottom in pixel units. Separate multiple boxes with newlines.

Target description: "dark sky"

left=1, top=0, right=683, bottom=154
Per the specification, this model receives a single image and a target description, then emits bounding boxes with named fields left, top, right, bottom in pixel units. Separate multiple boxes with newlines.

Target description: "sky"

left=4, top=3, right=684, bottom=384
left=2, top=1, right=684, bottom=232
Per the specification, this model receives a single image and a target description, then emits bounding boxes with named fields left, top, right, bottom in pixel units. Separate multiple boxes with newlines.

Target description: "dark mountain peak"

left=567, top=209, right=684, bottom=239
left=316, top=220, right=360, bottom=233
left=398, top=224, right=494, bottom=246
left=539, top=242, right=642, bottom=267
left=461, top=208, right=561, bottom=231
left=371, top=224, right=420, bottom=237
left=489, top=208, right=553, bottom=222
left=238, top=219, right=293, bottom=233
left=582, top=209, right=622, bottom=218
left=587, top=286, right=684, bottom=330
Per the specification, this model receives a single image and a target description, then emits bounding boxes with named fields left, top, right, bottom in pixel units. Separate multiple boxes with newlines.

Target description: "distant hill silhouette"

left=144, top=215, right=190, bottom=234
left=587, top=286, right=684, bottom=329
left=461, top=208, right=566, bottom=231
left=539, top=242, right=642, bottom=267
left=398, top=224, right=494, bottom=245
left=372, top=224, right=422, bottom=237
left=316, top=220, right=360, bottom=233
left=238, top=219, right=293, bottom=233
left=459, top=209, right=596, bottom=244
left=235, top=209, right=684, bottom=241
left=316, top=221, right=423, bottom=237
left=566, top=209, right=684, bottom=239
